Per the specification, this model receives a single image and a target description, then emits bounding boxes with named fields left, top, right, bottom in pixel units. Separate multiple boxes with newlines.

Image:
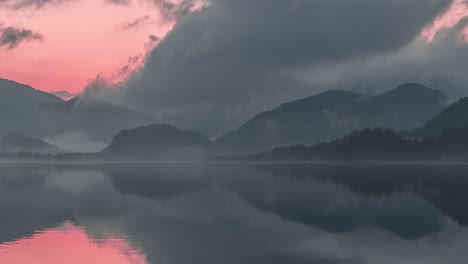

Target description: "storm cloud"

left=97, top=0, right=454, bottom=136
left=306, top=17, right=468, bottom=100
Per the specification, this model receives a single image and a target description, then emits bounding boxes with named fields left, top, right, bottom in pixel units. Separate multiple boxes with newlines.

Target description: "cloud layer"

left=98, top=0, right=454, bottom=135
left=3, top=0, right=468, bottom=137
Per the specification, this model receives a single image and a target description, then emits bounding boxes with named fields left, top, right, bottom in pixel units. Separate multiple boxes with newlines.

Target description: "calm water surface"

left=1, top=163, right=468, bottom=264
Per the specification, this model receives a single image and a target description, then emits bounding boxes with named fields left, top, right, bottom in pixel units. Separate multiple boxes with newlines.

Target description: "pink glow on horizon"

left=422, top=0, right=468, bottom=42
left=0, top=0, right=174, bottom=93
left=0, top=222, right=148, bottom=264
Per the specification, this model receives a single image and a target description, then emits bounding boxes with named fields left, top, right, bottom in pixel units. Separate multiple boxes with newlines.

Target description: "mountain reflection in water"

left=1, top=163, right=468, bottom=264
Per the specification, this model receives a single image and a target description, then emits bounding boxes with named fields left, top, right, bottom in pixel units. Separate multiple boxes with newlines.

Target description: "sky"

left=0, top=0, right=466, bottom=93
left=2, top=0, right=468, bottom=135
left=0, top=0, right=182, bottom=92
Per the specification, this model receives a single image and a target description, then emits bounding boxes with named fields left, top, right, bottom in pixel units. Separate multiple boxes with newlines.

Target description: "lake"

left=1, top=163, right=468, bottom=264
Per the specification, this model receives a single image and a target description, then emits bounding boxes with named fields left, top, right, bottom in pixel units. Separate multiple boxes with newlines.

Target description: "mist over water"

left=1, top=163, right=468, bottom=263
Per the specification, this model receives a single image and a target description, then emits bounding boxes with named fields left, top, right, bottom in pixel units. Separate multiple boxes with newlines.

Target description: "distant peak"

left=398, top=82, right=427, bottom=88
left=388, top=83, right=443, bottom=95
left=371, top=83, right=445, bottom=102
left=278, top=89, right=362, bottom=109
left=316, top=89, right=362, bottom=97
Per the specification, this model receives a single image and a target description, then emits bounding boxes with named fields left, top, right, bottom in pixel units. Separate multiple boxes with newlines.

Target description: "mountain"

left=0, top=79, right=62, bottom=135
left=217, top=83, right=446, bottom=154
left=0, top=78, right=156, bottom=143
left=0, top=134, right=61, bottom=154
left=251, top=126, right=468, bottom=161
left=104, top=124, right=213, bottom=160
left=420, top=97, right=468, bottom=136
left=0, top=78, right=62, bottom=104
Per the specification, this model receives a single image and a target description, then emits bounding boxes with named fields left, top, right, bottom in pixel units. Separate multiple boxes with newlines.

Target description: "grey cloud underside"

left=315, top=18, right=468, bottom=100
left=0, top=26, right=43, bottom=50
left=106, top=0, right=130, bottom=5
left=101, top=0, right=453, bottom=136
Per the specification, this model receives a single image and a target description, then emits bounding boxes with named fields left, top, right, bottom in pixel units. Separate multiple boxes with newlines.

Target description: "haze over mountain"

left=217, top=83, right=446, bottom=154
left=0, top=134, right=60, bottom=154
left=1, top=79, right=450, bottom=156
left=0, top=78, right=156, bottom=147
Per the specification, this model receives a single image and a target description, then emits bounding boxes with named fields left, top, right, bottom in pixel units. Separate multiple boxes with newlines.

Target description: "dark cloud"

left=0, top=26, right=43, bottom=50
left=0, top=0, right=72, bottom=9
left=106, top=0, right=130, bottom=5
left=298, top=18, right=468, bottom=100
left=100, top=0, right=452, bottom=135
left=148, top=34, right=159, bottom=43
left=121, top=15, right=153, bottom=30
left=105, top=0, right=204, bottom=22
left=147, top=0, right=205, bottom=22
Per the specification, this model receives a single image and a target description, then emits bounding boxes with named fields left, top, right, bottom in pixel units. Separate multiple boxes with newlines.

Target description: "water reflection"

left=1, top=163, right=468, bottom=263
left=0, top=221, right=147, bottom=264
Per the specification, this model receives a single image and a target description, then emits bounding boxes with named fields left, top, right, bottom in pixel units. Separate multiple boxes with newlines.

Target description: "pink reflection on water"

left=0, top=221, right=148, bottom=264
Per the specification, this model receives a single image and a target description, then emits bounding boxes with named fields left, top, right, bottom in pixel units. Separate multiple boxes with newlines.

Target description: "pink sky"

left=0, top=0, right=174, bottom=93
left=0, top=0, right=468, bottom=93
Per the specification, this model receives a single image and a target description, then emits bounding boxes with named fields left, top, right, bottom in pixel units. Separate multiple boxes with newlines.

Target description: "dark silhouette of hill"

left=217, top=83, right=446, bottom=154
left=0, top=79, right=62, bottom=137
left=0, top=78, right=62, bottom=104
left=104, top=124, right=213, bottom=160
left=420, top=97, right=468, bottom=136
left=0, top=134, right=61, bottom=154
left=251, top=126, right=468, bottom=161
left=0, top=78, right=156, bottom=142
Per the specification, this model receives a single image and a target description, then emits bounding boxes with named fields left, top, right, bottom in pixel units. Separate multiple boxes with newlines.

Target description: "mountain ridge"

left=216, top=83, right=446, bottom=154
left=0, top=78, right=156, bottom=142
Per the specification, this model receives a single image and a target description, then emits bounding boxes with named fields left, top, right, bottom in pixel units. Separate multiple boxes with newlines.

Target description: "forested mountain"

left=104, top=124, right=213, bottom=159
left=251, top=126, right=468, bottom=161
left=420, top=97, right=468, bottom=136
left=217, top=83, right=446, bottom=154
